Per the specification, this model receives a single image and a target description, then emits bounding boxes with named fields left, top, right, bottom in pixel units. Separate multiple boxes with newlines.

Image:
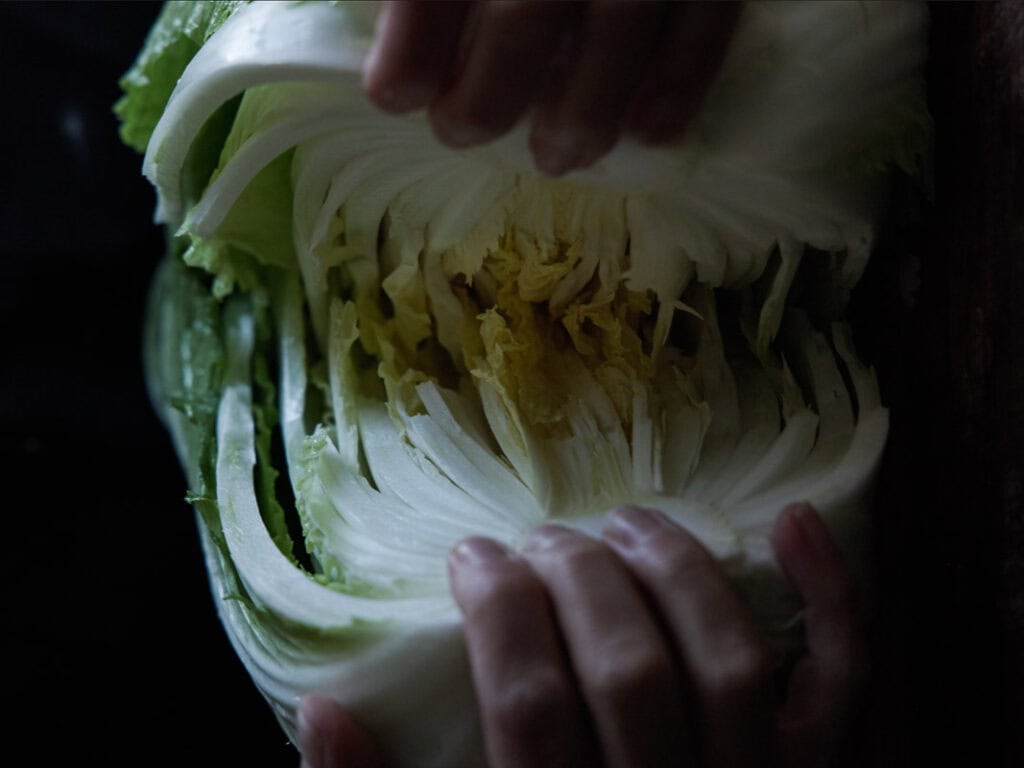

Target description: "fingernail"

left=785, top=502, right=830, bottom=557
left=450, top=537, right=511, bottom=567
left=431, top=111, right=494, bottom=148
left=531, top=131, right=583, bottom=176
left=536, top=152, right=578, bottom=176
left=603, top=506, right=668, bottom=546
left=523, top=524, right=576, bottom=554
left=360, top=2, right=391, bottom=91
left=365, top=83, right=429, bottom=113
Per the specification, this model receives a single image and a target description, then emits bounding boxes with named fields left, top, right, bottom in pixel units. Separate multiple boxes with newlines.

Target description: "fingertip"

left=362, top=62, right=434, bottom=114
left=360, top=3, right=406, bottom=112
left=298, top=695, right=383, bottom=768
left=298, top=694, right=345, bottom=768
left=772, top=504, right=863, bottom=654
left=449, top=536, right=512, bottom=569
left=602, top=505, right=674, bottom=547
left=783, top=500, right=818, bottom=525
left=361, top=1, right=468, bottom=114
left=772, top=499, right=809, bottom=541
left=448, top=538, right=514, bottom=604
left=364, top=82, right=426, bottom=114
left=522, top=523, right=583, bottom=554
left=772, top=503, right=817, bottom=576
left=773, top=502, right=843, bottom=567
left=608, top=504, right=673, bottom=529
left=428, top=106, right=499, bottom=149
left=527, top=128, right=578, bottom=177
left=360, top=0, right=390, bottom=82
left=528, top=121, right=617, bottom=177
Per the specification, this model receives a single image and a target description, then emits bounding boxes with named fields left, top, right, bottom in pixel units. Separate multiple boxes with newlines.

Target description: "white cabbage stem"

left=134, top=2, right=928, bottom=765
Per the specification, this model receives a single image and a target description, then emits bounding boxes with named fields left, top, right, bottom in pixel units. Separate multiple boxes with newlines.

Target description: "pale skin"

left=297, top=504, right=867, bottom=768
left=361, top=0, right=740, bottom=175
left=298, top=3, right=867, bottom=765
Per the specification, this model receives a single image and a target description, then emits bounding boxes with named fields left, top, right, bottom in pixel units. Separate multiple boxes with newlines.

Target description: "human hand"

left=298, top=694, right=383, bottom=768
left=448, top=503, right=866, bottom=767
left=362, top=1, right=740, bottom=175
left=297, top=502, right=867, bottom=768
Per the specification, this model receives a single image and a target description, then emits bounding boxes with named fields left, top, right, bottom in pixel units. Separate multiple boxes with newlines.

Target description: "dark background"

left=2, top=2, right=294, bottom=763
left=2, top=2, right=1020, bottom=766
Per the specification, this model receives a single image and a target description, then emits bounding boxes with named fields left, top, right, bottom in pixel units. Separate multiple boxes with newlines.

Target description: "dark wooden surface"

left=2, top=2, right=1019, bottom=765
left=854, top=4, right=1023, bottom=764
left=934, top=5, right=1024, bottom=762
left=938, top=1, right=1024, bottom=701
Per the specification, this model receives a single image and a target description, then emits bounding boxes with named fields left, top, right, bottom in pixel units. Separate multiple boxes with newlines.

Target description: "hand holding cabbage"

left=117, top=2, right=929, bottom=766
left=298, top=503, right=865, bottom=768
left=363, top=1, right=741, bottom=174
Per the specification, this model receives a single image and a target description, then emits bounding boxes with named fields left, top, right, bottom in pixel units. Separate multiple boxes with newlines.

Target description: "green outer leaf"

left=146, top=256, right=385, bottom=645
left=180, top=148, right=299, bottom=298
left=250, top=287, right=296, bottom=563
left=144, top=253, right=225, bottom=507
left=115, top=1, right=249, bottom=153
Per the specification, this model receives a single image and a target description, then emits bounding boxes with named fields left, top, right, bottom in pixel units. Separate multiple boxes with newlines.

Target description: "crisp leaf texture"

left=128, top=2, right=929, bottom=766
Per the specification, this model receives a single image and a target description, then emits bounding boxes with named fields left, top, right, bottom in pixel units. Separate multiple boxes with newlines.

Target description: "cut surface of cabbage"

left=124, top=1, right=929, bottom=765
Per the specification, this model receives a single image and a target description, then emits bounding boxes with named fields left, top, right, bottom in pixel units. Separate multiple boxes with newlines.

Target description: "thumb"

left=298, top=694, right=385, bottom=768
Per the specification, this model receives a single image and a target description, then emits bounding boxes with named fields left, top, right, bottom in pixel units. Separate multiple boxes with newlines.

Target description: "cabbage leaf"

left=124, top=2, right=929, bottom=765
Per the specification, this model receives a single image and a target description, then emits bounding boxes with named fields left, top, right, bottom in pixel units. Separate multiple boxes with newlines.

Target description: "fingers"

left=771, top=503, right=869, bottom=768
left=449, top=537, right=595, bottom=768
left=450, top=503, right=861, bottom=768
left=603, top=507, right=775, bottom=768
left=429, top=1, right=581, bottom=148
left=452, top=515, right=774, bottom=768
left=528, top=1, right=668, bottom=175
left=362, top=1, right=740, bottom=175
left=362, top=1, right=471, bottom=113
left=625, top=2, right=741, bottom=143
left=522, top=526, right=691, bottom=767
left=297, top=694, right=383, bottom=768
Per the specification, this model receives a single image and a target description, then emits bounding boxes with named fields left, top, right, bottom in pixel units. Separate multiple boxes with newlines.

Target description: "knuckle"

left=557, top=537, right=607, bottom=572
left=703, top=642, right=774, bottom=710
left=643, top=533, right=713, bottom=584
left=586, top=641, right=673, bottom=706
left=491, top=666, right=575, bottom=735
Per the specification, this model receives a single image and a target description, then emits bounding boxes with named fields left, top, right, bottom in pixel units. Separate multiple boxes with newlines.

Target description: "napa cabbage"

left=120, top=2, right=930, bottom=766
